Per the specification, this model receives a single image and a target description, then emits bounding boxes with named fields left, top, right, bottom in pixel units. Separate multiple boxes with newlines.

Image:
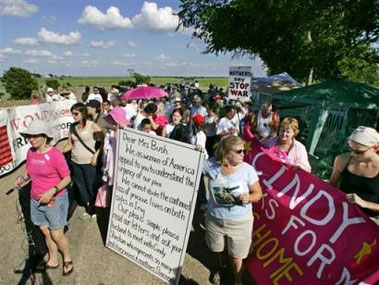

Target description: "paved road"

left=1, top=164, right=255, bottom=285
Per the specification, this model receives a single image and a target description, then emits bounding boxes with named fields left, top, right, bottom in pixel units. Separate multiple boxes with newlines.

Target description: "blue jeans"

left=71, top=163, right=96, bottom=205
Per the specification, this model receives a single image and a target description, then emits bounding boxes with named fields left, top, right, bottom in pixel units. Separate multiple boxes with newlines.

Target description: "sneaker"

left=78, top=213, right=90, bottom=220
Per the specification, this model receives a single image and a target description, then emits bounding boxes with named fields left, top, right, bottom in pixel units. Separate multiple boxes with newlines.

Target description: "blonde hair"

left=214, top=136, right=245, bottom=165
left=280, top=117, right=299, bottom=136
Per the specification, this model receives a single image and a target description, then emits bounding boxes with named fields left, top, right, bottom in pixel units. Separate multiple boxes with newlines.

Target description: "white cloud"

left=24, top=58, right=39, bottom=64
left=82, top=53, right=91, bottom=57
left=0, top=53, right=6, bottom=60
left=78, top=5, right=132, bottom=29
left=81, top=60, right=99, bottom=66
left=90, top=40, right=115, bottom=49
left=25, top=49, right=53, bottom=57
left=0, top=0, right=38, bottom=17
left=42, top=14, right=56, bottom=25
left=112, top=60, right=128, bottom=66
left=126, top=41, right=136, bottom=48
left=47, top=60, right=57, bottom=64
left=51, top=54, right=64, bottom=60
left=0, top=47, right=21, bottom=54
left=13, top=37, right=39, bottom=45
left=38, top=27, right=81, bottom=45
left=156, top=53, right=169, bottom=60
left=63, top=51, right=73, bottom=56
left=132, top=2, right=179, bottom=32
left=121, top=53, right=136, bottom=58
left=186, top=42, right=201, bottom=51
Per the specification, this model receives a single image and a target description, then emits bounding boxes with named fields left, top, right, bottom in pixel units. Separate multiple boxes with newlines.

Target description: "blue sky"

left=0, top=0, right=266, bottom=77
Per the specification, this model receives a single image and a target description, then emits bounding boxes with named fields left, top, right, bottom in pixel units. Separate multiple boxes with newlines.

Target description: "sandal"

left=35, top=262, right=59, bottom=271
left=62, top=261, right=74, bottom=276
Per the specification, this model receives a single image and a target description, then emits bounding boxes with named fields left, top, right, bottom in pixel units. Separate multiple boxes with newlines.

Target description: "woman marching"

left=62, top=103, right=104, bottom=220
left=17, top=120, right=73, bottom=276
left=203, top=136, right=262, bottom=285
left=329, top=126, right=379, bottom=222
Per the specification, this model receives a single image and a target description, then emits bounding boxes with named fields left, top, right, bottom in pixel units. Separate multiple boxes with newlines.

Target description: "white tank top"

left=257, top=110, right=273, bottom=139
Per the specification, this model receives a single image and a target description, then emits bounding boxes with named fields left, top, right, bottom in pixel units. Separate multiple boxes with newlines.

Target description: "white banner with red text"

left=0, top=100, right=75, bottom=177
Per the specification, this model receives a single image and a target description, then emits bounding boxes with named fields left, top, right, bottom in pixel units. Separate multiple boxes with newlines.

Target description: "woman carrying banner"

left=262, top=117, right=311, bottom=172
left=17, top=120, right=73, bottom=276
left=203, top=136, right=262, bottom=285
left=329, top=126, right=379, bottom=222
left=62, top=103, right=104, bottom=220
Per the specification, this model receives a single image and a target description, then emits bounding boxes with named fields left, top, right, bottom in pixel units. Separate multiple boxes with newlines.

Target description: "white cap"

left=47, top=87, right=54, bottom=93
left=349, top=126, right=379, bottom=147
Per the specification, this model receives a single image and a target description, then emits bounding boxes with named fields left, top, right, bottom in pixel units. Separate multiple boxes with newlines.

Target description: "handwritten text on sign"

left=228, top=66, right=252, bottom=102
left=243, top=139, right=379, bottom=285
left=106, top=128, right=204, bottom=284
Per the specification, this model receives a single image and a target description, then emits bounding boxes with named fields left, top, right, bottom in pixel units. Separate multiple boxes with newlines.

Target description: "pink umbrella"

left=121, top=86, right=168, bottom=101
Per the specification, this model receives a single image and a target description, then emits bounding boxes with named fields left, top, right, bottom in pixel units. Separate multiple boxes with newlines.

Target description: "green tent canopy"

left=270, top=80, right=378, bottom=179
left=272, top=80, right=379, bottom=109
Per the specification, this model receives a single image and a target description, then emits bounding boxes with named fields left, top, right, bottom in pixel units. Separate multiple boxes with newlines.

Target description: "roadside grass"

left=36, top=76, right=228, bottom=90
left=0, top=76, right=228, bottom=108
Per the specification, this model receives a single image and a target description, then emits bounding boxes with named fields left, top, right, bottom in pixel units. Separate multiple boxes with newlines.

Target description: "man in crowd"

left=60, top=87, right=77, bottom=101
left=191, top=95, right=208, bottom=117
left=86, top=100, right=112, bottom=133
left=82, top=86, right=90, bottom=102
left=45, top=87, right=61, bottom=103
left=101, top=100, right=111, bottom=115
left=85, top=86, right=103, bottom=104
left=107, top=86, right=120, bottom=103
left=251, top=102, right=280, bottom=141
left=216, top=105, right=239, bottom=139
left=133, top=103, right=159, bottom=131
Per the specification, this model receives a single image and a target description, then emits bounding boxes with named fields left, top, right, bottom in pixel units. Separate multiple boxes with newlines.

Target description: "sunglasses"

left=232, top=149, right=244, bottom=154
left=348, top=147, right=372, bottom=155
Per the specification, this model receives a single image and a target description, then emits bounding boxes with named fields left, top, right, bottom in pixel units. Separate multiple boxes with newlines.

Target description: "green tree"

left=45, top=79, right=60, bottom=90
left=119, top=79, right=136, bottom=87
left=133, top=73, right=151, bottom=85
left=178, top=0, right=379, bottom=84
left=1, top=67, right=38, bottom=99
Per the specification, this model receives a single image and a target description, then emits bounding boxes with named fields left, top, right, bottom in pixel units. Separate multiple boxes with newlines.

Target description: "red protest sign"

left=244, top=138, right=379, bottom=285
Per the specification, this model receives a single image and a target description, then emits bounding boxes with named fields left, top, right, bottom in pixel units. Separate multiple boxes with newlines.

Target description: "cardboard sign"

left=228, top=66, right=252, bottom=102
left=243, top=138, right=379, bottom=285
left=106, top=128, right=204, bottom=284
left=0, top=100, right=75, bottom=177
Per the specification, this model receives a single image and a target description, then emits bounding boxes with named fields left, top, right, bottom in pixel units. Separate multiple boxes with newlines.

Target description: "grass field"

left=0, top=76, right=228, bottom=107
left=36, top=76, right=228, bottom=90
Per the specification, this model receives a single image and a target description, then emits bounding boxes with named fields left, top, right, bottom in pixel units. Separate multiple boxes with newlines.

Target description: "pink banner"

left=244, top=138, right=379, bottom=285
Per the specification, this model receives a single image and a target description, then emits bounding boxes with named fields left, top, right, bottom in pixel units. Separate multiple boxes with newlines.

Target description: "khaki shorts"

left=205, top=212, right=253, bottom=259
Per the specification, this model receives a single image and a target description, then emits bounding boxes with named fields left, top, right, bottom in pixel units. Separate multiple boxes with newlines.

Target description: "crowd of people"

left=15, top=82, right=379, bottom=284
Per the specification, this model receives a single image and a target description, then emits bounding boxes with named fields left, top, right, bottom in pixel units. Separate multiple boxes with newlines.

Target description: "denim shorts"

left=31, top=191, right=69, bottom=230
